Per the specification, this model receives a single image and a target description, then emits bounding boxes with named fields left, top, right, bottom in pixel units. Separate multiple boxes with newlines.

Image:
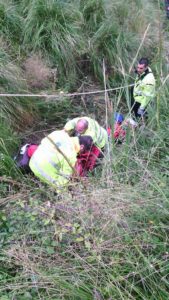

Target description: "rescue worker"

left=29, top=130, right=93, bottom=190
left=64, top=117, right=108, bottom=150
left=131, top=57, right=155, bottom=118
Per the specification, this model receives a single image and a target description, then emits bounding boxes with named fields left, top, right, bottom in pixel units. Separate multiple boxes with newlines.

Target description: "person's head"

left=78, top=135, right=93, bottom=153
left=76, top=119, right=88, bottom=135
left=137, top=57, right=149, bottom=75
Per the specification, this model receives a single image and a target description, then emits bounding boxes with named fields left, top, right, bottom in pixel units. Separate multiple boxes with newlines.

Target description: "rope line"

left=0, top=84, right=134, bottom=98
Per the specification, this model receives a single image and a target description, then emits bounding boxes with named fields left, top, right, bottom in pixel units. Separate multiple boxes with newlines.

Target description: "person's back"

left=64, top=116, right=108, bottom=149
left=29, top=130, right=78, bottom=189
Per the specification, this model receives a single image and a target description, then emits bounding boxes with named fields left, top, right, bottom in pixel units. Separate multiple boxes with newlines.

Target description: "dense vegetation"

left=0, top=0, right=169, bottom=299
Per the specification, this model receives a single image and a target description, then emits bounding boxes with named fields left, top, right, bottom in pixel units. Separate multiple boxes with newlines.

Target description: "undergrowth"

left=1, top=77, right=169, bottom=299
left=0, top=0, right=169, bottom=299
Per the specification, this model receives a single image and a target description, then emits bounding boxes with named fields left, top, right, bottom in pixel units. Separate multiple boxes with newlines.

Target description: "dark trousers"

left=130, top=86, right=141, bottom=118
left=131, top=99, right=148, bottom=120
left=131, top=101, right=141, bottom=118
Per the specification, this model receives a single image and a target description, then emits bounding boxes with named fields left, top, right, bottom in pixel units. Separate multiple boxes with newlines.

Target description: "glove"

left=20, top=144, right=30, bottom=154
left=137, top=107, right=145, bottom=116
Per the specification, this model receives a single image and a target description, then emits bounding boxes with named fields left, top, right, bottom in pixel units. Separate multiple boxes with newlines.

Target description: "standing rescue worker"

left=29, top=130, right=93, bottom=190
left=131, top=57, right=155, bottom=118
left=64, top=117, right=108, bottom=150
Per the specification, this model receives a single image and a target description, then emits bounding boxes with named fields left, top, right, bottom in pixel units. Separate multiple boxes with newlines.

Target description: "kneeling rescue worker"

left=64, top=116, right=108, bottom=150
left=29, top=130, right=93, bottom=191
left=64, top=117, right=108, bottom=174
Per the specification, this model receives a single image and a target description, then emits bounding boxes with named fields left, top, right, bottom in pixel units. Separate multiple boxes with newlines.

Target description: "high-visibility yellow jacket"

left=64, top=117, right=108, bottom=149
left=133, top=67, right=155, bottom=109
left=29, top=131, right=80, bottom=190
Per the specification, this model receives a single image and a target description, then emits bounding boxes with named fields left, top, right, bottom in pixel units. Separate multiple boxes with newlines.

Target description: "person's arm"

left=139, top=82, right=155, bottom=109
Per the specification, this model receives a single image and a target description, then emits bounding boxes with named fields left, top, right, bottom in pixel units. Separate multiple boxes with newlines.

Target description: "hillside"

left=0, top=0, right=169, bottom=299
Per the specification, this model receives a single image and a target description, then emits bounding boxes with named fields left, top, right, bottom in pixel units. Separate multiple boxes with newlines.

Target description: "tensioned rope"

left=0, top=84, right=134, bottom=98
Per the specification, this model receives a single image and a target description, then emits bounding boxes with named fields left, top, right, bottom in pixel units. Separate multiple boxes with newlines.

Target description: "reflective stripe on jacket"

left=133, top=67, right=155, bottom=108
left=64, top=117, right=108, bottom=149
left=29, top=131, right=79, bottom=189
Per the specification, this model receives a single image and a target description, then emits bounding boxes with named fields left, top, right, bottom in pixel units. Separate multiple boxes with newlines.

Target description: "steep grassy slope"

left=0, top=0, right=169, bottom=299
